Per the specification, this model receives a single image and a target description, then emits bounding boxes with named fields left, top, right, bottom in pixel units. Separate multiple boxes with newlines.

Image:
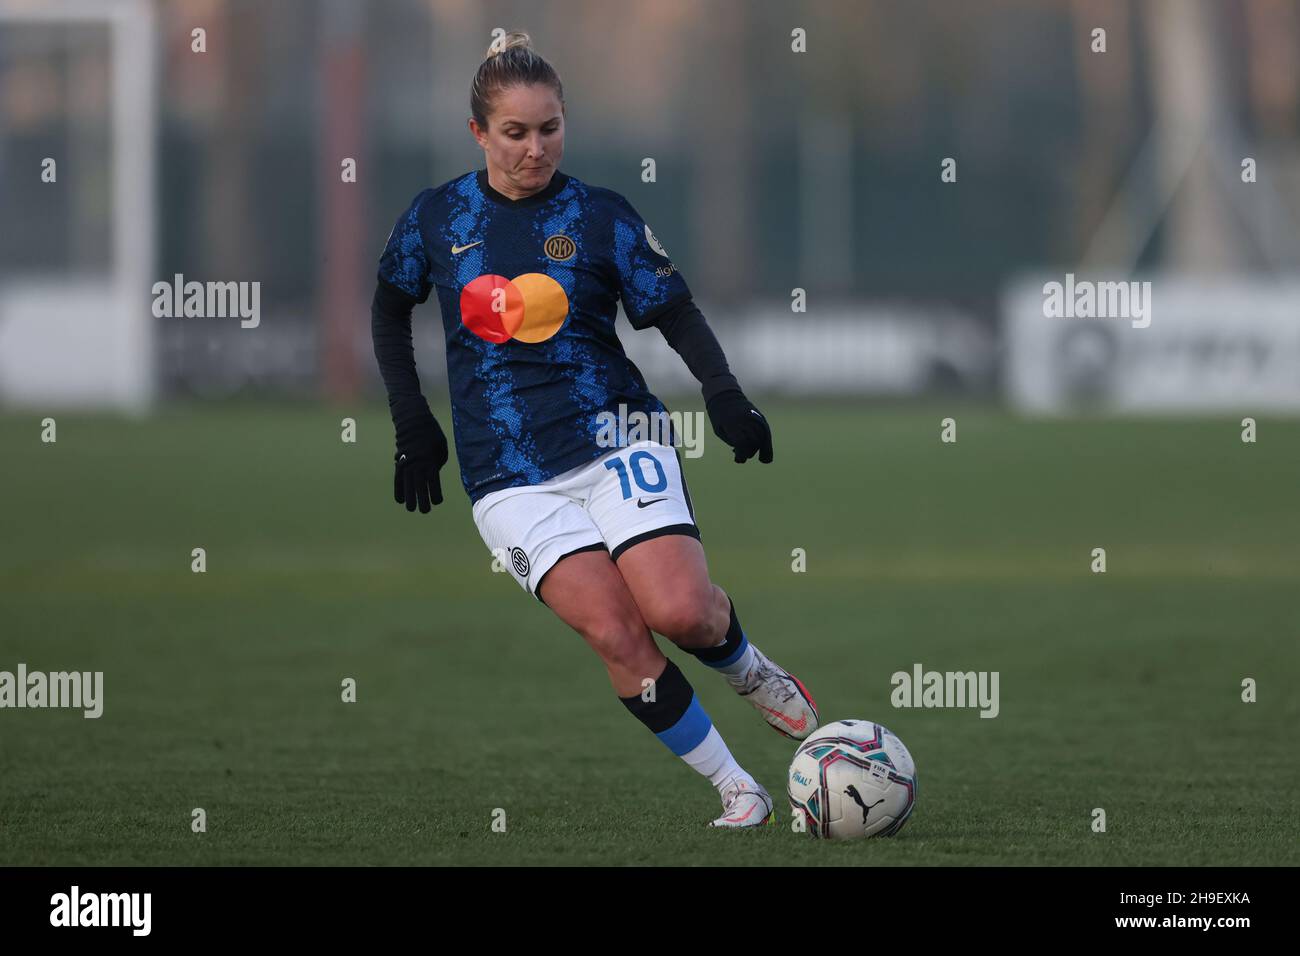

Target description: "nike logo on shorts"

left=636, top=497, right=667, bottom=508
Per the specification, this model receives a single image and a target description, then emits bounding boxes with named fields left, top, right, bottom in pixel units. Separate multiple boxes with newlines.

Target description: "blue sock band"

left=619, top=659, right=712, bottom=755
left=705, top=633, right=748, bottom=669
left=654, top=694, right=713, bottom=756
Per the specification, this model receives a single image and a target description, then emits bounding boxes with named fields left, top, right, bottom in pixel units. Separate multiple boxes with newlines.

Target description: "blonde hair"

left=470, top=31, right=564, bottom=128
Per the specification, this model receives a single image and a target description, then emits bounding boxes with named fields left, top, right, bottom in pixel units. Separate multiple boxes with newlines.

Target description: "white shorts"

left=471, top=440, right=700, bottom=604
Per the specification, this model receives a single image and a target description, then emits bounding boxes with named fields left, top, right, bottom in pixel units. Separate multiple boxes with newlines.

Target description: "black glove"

left=705, top=389, right=773, bottom=464
left=393, top=412, right=449, bottom=513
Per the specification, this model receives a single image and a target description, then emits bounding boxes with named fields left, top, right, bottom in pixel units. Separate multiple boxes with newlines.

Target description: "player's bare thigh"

left=614, top=534, right=729, bottom=650
left=537, top=548, right=665, bottom=697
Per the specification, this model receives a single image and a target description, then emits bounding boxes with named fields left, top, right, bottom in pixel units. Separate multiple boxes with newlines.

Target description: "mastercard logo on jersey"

left=460, top=273, right=570, bottom=344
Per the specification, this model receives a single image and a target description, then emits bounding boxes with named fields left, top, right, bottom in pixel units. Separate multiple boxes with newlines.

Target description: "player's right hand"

left=393, top=414, right=449, bottom=513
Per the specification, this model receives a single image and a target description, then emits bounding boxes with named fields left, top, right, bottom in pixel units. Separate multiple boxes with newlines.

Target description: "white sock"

left=679, top=725, right=751, bottom=791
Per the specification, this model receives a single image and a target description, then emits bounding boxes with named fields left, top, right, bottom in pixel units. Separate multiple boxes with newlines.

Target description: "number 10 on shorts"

left=604, top=451, right=668, bottom=499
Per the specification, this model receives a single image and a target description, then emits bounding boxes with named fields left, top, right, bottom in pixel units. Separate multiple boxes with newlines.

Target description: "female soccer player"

left=371, top=33, right=817, bottom=827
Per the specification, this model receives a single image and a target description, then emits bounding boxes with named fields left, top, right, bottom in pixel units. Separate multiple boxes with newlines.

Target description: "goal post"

left=0, top=0, right=156, bottom=411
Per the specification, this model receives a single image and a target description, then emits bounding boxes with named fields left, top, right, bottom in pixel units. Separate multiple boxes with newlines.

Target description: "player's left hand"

left=706, top=389, right=773, bottom=464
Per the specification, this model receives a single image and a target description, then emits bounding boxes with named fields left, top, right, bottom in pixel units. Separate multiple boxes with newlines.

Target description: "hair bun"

left=486, top=30, right=532, bottom=59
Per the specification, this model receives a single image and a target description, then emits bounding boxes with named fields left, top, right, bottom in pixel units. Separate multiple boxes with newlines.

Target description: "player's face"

left=470, top=84, right=565, bottom=199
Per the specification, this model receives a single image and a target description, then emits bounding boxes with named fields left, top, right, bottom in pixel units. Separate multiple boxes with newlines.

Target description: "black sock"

left=689, top=594, right=747, bottom=666
left=619, top=658, right=712, bottom=755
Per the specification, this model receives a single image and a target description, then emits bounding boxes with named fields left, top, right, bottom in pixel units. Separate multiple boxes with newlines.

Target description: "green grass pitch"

left=1, top=401, right=1297, bottom=865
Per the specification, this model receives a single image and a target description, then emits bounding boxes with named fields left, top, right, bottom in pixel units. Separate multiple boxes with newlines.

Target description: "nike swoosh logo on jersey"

left=451, top=241, right=483, bottom=254
left=636, top=497, right=667, bottom=508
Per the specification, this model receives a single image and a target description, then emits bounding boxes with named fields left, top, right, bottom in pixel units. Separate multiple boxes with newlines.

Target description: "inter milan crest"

left=544, top=234, right=576, bottom=261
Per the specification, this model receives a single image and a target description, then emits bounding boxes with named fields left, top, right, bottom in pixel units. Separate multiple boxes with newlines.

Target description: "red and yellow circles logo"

left=460, top=273, right=570, bottom=344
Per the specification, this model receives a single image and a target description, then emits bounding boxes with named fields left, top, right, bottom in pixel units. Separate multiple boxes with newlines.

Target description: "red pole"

left=320, top=1, right=366, bottom=402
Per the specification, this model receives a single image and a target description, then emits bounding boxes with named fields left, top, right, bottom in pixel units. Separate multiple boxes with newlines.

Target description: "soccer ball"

left=787, top=719, right=917, bottom=839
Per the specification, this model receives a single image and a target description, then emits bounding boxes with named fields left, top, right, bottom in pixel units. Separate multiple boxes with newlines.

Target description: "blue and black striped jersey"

left=378, top=170, right=691, bottom=503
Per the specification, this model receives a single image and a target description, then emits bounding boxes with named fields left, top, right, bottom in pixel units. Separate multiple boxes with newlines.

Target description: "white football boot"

left=708, top=775, right=775, bottom=829
left=733, top=646, right=819, bottom=740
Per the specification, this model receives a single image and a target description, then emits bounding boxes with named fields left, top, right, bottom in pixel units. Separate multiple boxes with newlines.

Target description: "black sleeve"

left=371, top=278, right=434, bottom=442
left=650, top=298, right=742, bottom=402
